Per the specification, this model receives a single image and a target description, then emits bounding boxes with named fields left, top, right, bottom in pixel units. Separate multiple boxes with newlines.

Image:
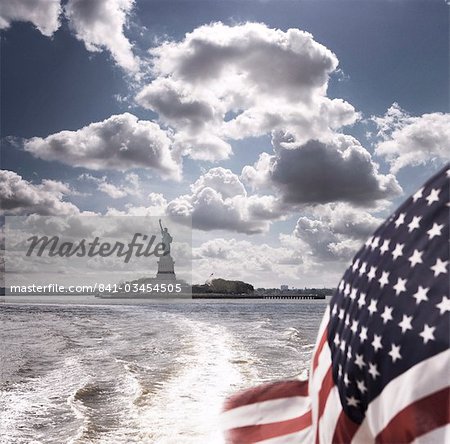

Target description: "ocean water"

left=0, top=298, right=328, bottom=444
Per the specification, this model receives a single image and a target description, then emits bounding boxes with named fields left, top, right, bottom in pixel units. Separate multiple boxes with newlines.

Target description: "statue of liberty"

left=159, top=219, right=173, bottom=255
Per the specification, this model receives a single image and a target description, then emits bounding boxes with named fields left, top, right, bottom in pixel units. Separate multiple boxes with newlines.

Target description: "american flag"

left=222, top=165, right=449, bottom=443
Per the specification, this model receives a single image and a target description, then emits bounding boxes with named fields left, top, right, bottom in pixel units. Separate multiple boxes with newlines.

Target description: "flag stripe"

left=332, top=410, right=360, bottom=444
left=412, top=424, right=450, bottom=444
left=312, top=328, right=328, bottom=373
left=221, top=394, right=311, bottom=429
left=352, top=349, right=450, bottom=441
left=257, top=426, right=313, bottom=444
left=224, top=380, right=309, bottom=410
left=317, top=386, right=344, bottom=444
left=375, top=387, right=450, bottom=443
left=227, top=411, right=312, bottom=443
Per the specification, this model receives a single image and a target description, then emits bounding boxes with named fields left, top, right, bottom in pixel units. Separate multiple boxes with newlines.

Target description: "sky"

left=1, top=0, right=449, bottom=288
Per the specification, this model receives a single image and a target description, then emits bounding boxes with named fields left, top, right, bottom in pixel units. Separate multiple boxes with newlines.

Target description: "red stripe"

left=227, top=411, right=312, bottom=443
left=315, top=366, right=335, bottom=444
left=224, top=380, right=309, bottom=411
left=332, top=410, right=360, bottom=444
left=312, top=327, right=328, bottom=373
left=375, top=387, right=450, bottom=443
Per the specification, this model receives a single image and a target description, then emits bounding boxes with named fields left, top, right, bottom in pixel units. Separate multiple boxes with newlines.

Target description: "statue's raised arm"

left=159, top=218, right=164, bottom=235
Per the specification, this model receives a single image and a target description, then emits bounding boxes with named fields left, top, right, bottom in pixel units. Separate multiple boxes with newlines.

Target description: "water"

left=0, top=298, right=328, bottom=443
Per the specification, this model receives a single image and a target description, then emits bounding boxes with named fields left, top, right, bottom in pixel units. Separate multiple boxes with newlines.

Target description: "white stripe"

left=314, top=306, right=330, bottom=357
left=221, top=396, right=311, bottom=429
left=316, top=386, right=342, bottom=443
left=352, top=349, right=450, bottom=441
left=412, top=424, right=450, bottom=444
left=258, top=425, right=313, bottom=444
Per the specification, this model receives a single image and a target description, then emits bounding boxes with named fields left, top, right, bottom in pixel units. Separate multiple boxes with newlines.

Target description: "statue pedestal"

left=156, top=254, right=176, bottom=281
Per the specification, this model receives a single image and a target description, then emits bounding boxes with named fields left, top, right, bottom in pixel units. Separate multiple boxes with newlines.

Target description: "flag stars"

left=343, top=374, right=350, bottom=387
left=346, top=396, right=360, bottom=407
left=399, top=315, right=413, bottom=333
left=371, top=334, right=383, bottom=352
left=349, top=288, right=357, bottom=300
left=354, top=354, right=366, bottom=369
left=381, top=306, right=393, bottom=323
left=344, top=283, right=351, bottom=296
left=419, top=324, right=436, bottom=344
left=368, top=362, right=380, bottom=379
left=427, top=223, right=443, bottom=240
left=331, top=304, right=338, bottom=316
left=347, top=346, right=352, bottom=360
left=413, top=286, right=429, bottom=305
left=359, top=326, right=368, bottom=343
left=351, top=320, right=359, bottom=334
left=367, top=266, right=377, bottom=281
left=371, top=236, right=380, bottom=249
left=359, top=262, right=367, bottom=275
left=389, top=344, right=402, bottom=363
left=430, top=258, right=448, bottom=277
left=425, top=188, right=440, bottom=206
left=356, top=380, right=368, bottom=394
left=436, top=296, right=450, bottom=315
left=340, top=339, right=346, bottom=352
left=352, top=259, right=360, bottom=273
left=358, top=292, right=366, bottom=308
left=407, top=215, right=422, bottom=232
left=393, top=277, right=407, bottom=296
left=338, top=308, right=345, bottom=320
left=394, top=213, right=406, bottom=228
left=368, top=299, right=377, bottom=315
left=412, top=187, right=423, bottom=202
left=379, top=271, right=390, bottom=289
left=408, top=250, right=423, bottom=268
left=379, top=239, right=390, bottom=255
left=334, top=333, right=340, bottom=347
left=391, top=243, right=404, bottom=260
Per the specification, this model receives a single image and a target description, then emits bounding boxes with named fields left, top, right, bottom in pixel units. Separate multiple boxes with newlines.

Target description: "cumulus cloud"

left=136, top=22, right=358, bottom=160
left=293, top=203, right=382, bottom=261
left=0, top=170, right=81, bottom=216
left=373, top=103, right=450, bottom=172
left=64, top=0, right=139, bottom=72
left=242, top=132, right=402, bottom=205
left=167, top=167, right=284, bottom=234
left=24, top=113, right=180, bottom=179
left=0, top=0, right=61, bottom=36
left=79, top=172, right=141, bottom=198
left=105, top=193, right=168, bottom=216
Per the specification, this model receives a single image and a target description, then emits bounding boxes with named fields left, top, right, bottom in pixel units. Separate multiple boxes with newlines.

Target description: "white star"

left=399, top=314, right=413, bottom=333
left=365, top=236, right=373, bottom=248
left=381, top=306, right=393, bottom=323
left=345, top=314, right=351, bottom=327
left=408, top=249, right=423, bottom=267
left=340, top=339, right=346, bottom=352
left=427, top=223, right=443, bottom=240
left=368, top=362, right=380, bottom=379
left=344, top=283, right=351, bottom=296
left=371, top=334, right=383, bottom=352
left=338, top=308, right=345, bottom=320
left=359, top=326, right=368, bottom=343
left=425, top=188, right=440, bottom=205
left=352, top=259, right=360, bottom=272
left=393, top=277, right=407, bottom=296
left=379, top=239, right=390, bottom=254
left=412, top=187, right=423, bottom=202
left=367, top=266, right=377, bottom=281
left=371, top=236, right=380, bottom=249
left=344, top=373, right=350, bottom=387
left=331, top=304, right=338, bottom=316
left=346, top=396, right=360, bottom=407
left=351, top=320, right=359, bottom=333
left=431, top=258, right=448, bottom=277
left=391, top=243, right=404, bottom=260
left=358, top=292, right=366, bottom=308
left=356, top=380, right=368, bottom=394
left=334, top=333, right=340, bottom=346
left=338, top=365, right=343, bottom=378
left=436, top=296, right=450, bottom=315
left=407, top=215, right=422, bottom=232
left=347, top=346, right=352, bottom=360
left=350, top=288, right=357, bottom=300
left=338, top=280, right=345, bottom=292
left=359, top=262, right=367, bottom=275
left=379, top=271, right=390, bottom=289
left=354, top=354, right=366, bottom=369
left=389, top=344, right=402, bottom=363
left=419, top=324, right=436, bottom=344
left=413, top=286, right=429, bottom=304
left=394, top=213, right=406, bottom=228
left=368, top=299, right=378, bottom=315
